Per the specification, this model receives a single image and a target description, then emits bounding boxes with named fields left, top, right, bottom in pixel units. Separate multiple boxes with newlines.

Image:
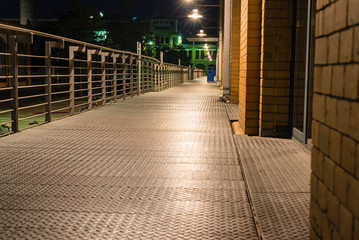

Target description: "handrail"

left=0, top=23, right=205, bottom=136
left=0, top=23, right=160, bottom=63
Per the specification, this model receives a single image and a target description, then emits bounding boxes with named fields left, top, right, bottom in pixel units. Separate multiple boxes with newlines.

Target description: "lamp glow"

left=188, top=9, right=203, bottom=19
left=197, top=29, right=207, bottom=37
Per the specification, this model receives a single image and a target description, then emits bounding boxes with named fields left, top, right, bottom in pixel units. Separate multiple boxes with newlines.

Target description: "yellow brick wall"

left=311, top=0, right=359, bottom=239
left=230, top=0, right=241, bottom=104
left=239, top=0, right=261, bottom=135
left=259, top=0, right=293, bottom=137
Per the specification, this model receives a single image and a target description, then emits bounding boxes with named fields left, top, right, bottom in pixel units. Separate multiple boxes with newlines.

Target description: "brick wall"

left=259, top=0, right=293, bottom=137
left=230, top=0, right=241, bottom=104
left=311, top=0, right=359, bottom=239
left=239, top=0, right=261, bottom=135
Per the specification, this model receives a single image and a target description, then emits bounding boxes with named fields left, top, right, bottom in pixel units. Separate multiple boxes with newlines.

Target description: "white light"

left=197, top=29, right=207, bottom=37
left=188, top=9, right=203, bottom=19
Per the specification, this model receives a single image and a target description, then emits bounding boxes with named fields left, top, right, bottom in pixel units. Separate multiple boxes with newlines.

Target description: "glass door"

left=292, top=0, right=315, bottom=144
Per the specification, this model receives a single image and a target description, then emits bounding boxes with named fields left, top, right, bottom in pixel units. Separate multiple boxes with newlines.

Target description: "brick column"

left=239, top=0, right=261, bottom=135
left=259, top=0, right=293, bottom=137
left=310, top=0, right=359, bottom=239
left=230, top=0, right=241, bottom=104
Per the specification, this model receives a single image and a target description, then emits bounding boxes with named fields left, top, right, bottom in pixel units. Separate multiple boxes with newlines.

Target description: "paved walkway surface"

left=0, top=77, right=310, bottom=239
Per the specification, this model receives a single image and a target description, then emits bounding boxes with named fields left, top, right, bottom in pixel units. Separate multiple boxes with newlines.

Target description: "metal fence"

left=0, top=23, right=205, bottom=136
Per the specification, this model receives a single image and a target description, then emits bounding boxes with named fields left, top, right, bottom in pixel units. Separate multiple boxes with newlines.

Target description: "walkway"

left=0, top=77, right=310, bottom=239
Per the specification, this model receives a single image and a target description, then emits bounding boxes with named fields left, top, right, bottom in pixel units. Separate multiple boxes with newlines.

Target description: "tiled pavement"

left=0, top=77, right=310, bottom=239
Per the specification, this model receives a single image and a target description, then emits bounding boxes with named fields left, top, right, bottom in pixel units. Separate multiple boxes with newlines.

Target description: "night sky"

left=1, top=0, right=219, bottom=35
left=1, top=0, right=183, bottom=19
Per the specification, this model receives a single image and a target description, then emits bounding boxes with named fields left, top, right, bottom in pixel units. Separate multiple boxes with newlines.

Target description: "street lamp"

left=188, top=9, right=203, bottom=19
left=197, top=29, right=207, bottom=37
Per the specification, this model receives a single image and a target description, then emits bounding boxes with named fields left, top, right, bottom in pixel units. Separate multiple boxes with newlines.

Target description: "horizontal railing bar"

left=93, top=98, right=103, bottom=103
left=17, top=54, right=47, bottom=59
left=74, top=81, right=89, bottom=84
left=51, top=99, right=70, bottom=104
left=0, top=87, right=13, bottom=91
left=0, top=120, right=13, bottom=125
left=18, top=102, right=47, bottom=110
left=18, top=75, right=47, bottom=78
left=52, top=66, right=70, bottom=69
left=74, top=74, right=88, bottom=77
left=52, top=75, right=71, bottom=77
left=0, top=98, right=13, bottom=103
left=52, top=106, right=70, bottom=113
left=51, top=57, right=69, bottom=61
left=74, top=89, right=88, bottom=92
left=92, top=86, right=102, bottom=90
left=74, top=96, right=87, bottom=100
left=19, top=112, right=47, bottom=121
left=0, top=109, right=13, bottom=114
left=74, top=102, right=88, bottom=108
left=18, top=93, right=48, bottom=100
left=73, top=59, right=88, bottom=63
left=51, top=83, right=70, bottom=86
left=18, top=84, right=48, bottom=89
left=73, top=67, right=88, bottom=70
left=18, top=65, right=46, bottom=68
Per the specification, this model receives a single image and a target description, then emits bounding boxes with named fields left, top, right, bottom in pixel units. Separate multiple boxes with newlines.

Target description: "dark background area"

left=1, top=0, right=180, bottom=19
left=0, top=0, right=219, bottom=35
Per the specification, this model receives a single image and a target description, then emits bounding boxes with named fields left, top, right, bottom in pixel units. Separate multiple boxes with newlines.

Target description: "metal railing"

left=0, top=23, right=205, bottom=135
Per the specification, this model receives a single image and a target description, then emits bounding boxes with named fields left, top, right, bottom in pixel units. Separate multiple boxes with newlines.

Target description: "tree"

left=52, top=0, right=103, bottom=43
left=155, top=45, right=191, bottom=66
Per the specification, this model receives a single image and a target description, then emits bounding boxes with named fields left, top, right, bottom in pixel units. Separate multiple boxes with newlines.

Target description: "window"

left=188, top=50, right=192, bottom=59
left=201, top=51, right=204, bottom=59
left=196, top=50, right=200, bottom=59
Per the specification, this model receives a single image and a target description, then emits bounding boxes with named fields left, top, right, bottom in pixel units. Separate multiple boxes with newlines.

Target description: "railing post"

left=113, top=54, right=119, bottom=102
left=69, top=48, right=75, bottom=115
left=122, top=54, right=127, bottom=99
left=161, top=65, right=163, bottom=91
left=130, top=55, right=135, bottom=96
left=101, top=52, right=107, bottom=106
left=9, top=36, right=19, bottom=133
left=87, top=50, right=95, bottom=110
left=155, top=64, right=158, bottom=92
left=137, top=42, right=141, bottom=96
left=69, top=45, right=85, bottom=115
left=45, top=41, right=64, bottom=122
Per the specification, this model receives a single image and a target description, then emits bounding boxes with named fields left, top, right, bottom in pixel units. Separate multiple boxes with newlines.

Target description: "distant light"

left=99, top=12, right=104, bottom=18
left=132, top=17, right=137, bottom=20
left=89, top=16, right=94, bottom=19
left=188, top=9, right=203, bottom=19
left=149, top=41, right=154, bottom=45
left=178, top=36, right=182, bottom=39
left=197, top=29, right=207, bottom=37
left=203, top=44, right=209, bottom=49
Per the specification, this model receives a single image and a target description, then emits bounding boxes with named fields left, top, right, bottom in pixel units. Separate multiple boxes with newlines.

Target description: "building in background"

left=183, top=42, right=216, bottom=72
left=149, top=19, right=182, bottom=47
